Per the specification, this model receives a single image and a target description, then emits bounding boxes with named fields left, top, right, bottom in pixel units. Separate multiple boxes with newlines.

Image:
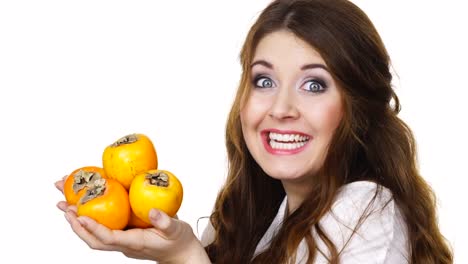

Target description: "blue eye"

left=253, top=76, right=274, bottom=88
left=303, top=79, right=326, bottom=93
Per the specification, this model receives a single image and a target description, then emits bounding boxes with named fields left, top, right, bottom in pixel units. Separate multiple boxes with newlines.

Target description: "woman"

left=56, top=0, right=453, bottom=263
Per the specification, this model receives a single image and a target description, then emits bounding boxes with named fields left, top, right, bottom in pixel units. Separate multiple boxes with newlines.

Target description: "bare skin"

left=55, top=177, right=210, bottom=264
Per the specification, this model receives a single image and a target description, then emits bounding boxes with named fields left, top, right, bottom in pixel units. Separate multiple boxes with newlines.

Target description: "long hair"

left=205, top=0, right=453, bottom=263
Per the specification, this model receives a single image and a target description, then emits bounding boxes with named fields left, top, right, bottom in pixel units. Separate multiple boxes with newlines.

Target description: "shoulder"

left=323, top=180, right=395, bottom=235
left=312, top=181, right=409, bottom=263
left=321, top=181, right=397, bottom=238
left=333, top=181, right=393, bottom=214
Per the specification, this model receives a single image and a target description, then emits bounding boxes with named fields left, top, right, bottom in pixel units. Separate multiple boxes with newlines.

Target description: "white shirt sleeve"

left=296, top=181, right=409, bottom=264
left=199, top=217, right=216, bottom=247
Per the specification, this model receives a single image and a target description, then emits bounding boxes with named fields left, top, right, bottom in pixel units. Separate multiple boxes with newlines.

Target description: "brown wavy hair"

left=205, top=0, right=453, bottom=263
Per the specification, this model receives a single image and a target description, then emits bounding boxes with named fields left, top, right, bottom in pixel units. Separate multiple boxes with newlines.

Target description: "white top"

left=201, top=181, right=410, bottom=263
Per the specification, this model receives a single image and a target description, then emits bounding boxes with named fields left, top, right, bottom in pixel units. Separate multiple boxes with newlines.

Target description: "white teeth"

left=268, top=132, right=310, bottom=142
left=269, top=140, right=307, bottom=150
left=267, top=132, right=310, bottom=150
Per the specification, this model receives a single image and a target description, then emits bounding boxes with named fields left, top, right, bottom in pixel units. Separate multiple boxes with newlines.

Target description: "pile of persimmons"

left=62, top=133, right=183, bottom=230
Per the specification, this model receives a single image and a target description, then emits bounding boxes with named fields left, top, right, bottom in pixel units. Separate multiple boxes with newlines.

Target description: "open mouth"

left=269, top=132, right=310, bottom=149
left=262, top=130, right=312, bottom=154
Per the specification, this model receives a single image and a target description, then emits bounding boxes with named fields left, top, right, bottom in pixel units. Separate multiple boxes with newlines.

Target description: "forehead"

left=252, top=30, right=326, bottom=67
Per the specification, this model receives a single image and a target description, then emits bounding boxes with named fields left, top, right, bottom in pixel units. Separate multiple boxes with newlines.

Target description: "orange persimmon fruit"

left=127, top=211, right=153, bottom=229
left=63, top=166, right=107, bottom=205
left=102, top=133, right=158, bottom=190
left=129, top=169, right=183, bottom=224
left=77, top=178, right=130, bottom=230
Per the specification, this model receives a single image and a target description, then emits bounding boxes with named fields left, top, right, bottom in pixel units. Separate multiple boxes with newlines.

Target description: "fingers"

left=149, top=209, right=180, bottom=240
left=72, top=216, right=145, bottom=255
left=56, top=202, right=77, bottom=213
left=55, top=175, right=68, bottom=193
left=56, top=201, right=68, bottom=212
left=55, top=180, right=64, bottom=193
left=76, top=216, right=119, bottom=247
left=64, top=211, right=115, bottom=251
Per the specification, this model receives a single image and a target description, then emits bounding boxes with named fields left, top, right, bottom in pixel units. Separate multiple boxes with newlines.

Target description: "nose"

left=268, top=88, right=299, bottom=120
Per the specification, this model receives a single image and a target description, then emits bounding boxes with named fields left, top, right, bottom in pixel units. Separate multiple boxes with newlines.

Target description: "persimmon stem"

left=79, top=179, right=107, bottom=204
left=72, top=170, right=102, bottom=194
left=145, top=172, right=169, bottom=187
left=112, top=134, right=138, bottom=147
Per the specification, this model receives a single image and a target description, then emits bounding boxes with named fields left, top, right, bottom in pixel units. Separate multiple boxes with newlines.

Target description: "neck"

left=281, top=176, right=314, bottom=216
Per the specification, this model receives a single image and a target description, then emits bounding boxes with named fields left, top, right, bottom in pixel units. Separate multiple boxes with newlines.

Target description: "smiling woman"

left=240, top=30, right=345, bottom=214
left=54, top=0, right=454, bottom=263
left=242, top=30, right=343, bottom=184
left=203, top=0, right=454, bottom=263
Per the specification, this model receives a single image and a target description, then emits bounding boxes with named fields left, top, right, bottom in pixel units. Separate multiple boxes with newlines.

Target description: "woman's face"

left=240, top=30, right=343, bottom=182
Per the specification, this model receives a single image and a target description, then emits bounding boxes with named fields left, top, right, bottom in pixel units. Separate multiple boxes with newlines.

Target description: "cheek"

left=325, top=103, right=343, bottom=131
left=308, top=99, right=343, bottom=134
left=240, top=95, right=270, bottom=129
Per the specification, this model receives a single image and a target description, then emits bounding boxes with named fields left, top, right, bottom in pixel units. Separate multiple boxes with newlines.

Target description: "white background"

left=0, top=0, right=466, bottom=263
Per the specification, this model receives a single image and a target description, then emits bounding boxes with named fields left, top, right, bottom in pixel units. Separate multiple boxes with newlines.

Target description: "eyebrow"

left=250, top=59, right=329, bottom=72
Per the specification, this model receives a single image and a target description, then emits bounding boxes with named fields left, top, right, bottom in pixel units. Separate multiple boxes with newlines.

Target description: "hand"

left=55, top=177, right=210, bottom=264
left=55, top=175, right=76, bottom=212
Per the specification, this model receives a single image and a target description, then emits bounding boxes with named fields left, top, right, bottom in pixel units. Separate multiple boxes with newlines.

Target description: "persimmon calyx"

left=79, top=178, right=107, bottom=204
left=145, top=172, right=169, bottom=187
left=111, top=134, right=138, bottom=147
left=72, top=170, right=103, bottom=193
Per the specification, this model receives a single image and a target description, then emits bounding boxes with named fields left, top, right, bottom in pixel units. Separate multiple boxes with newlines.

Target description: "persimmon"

left=102, top=133, right=158, bottom=190
left=129, top=169, right=183, bottom=224
left=77, top=178, right=130, bottom=230
left=63, top=166, right=106, bottom=205
left=127, top=211, right=153, bottom=229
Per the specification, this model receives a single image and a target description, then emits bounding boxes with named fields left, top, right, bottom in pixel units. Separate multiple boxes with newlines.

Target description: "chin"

left=260, top=160, right=323, bottom=183
left=263, top=167, right=308, bottom=181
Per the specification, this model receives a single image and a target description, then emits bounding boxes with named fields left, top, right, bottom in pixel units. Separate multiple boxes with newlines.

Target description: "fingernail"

left=150, top=209, right=160, bottom=221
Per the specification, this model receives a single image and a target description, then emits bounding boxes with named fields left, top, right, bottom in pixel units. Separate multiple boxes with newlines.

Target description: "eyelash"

left=252, top=75, right=328, bottom=93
